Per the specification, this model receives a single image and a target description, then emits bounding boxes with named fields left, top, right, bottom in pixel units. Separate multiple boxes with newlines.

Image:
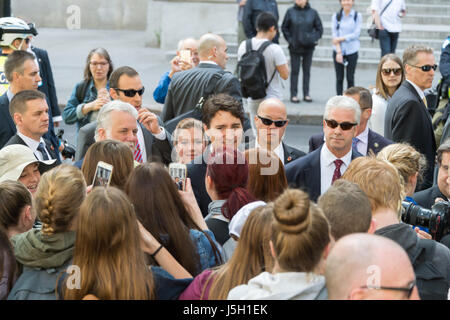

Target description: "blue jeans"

left=379, top=29, right=399, bottom=57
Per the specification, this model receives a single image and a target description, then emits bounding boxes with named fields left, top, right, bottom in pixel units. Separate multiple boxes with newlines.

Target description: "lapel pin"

left=374, top=143, right=379, bottom=148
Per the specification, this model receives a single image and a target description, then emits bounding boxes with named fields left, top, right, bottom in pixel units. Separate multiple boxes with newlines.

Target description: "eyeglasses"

left=90, top=62, right=109, bottom=67
left=325, top=119, right=357, bottom=131
left=381, top=68, right=402, bottom=76
left=113, top=87, right=145, bottom=97
left=360, top=280, right=416, bottom=299
left=257, top=115, right=288, bottom=127
left=407, top=64, right=438, bottom=72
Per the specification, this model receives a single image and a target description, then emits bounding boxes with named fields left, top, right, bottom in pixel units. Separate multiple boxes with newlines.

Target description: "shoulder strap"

left=76, top=80, right=89, bottom=103
left=257, top=40, right=273, bottom=54
left=354, top=11, right=358, bottom=22
left=245, top=39, right=252, bottom=53
left=336, top=8, right=343, bottom=31
left=380, top=0, right=394, bottom=17
left=195, top=70, right=227, bottom=110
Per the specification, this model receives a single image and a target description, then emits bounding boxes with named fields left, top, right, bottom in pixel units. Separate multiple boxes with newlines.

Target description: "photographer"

left=343, top=157, right=450, bottom=300
left=413, top=138, right=450, bottom=209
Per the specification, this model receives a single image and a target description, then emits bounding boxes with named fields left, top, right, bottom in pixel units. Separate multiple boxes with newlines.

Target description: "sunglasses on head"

left=408, top=64, right=438, bottom=72
left=257, top=115, right=288, bottom=127
left=325, top=119, right=357, bottom=131
left=381, top=68, right=402, bottom=76
left=114, top=87, right=145, bottom=97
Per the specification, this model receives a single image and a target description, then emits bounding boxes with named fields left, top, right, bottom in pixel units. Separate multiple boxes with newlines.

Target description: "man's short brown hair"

left=437, top=138, right=450, bottom=166
left=403, top=45, right=434, bottom=66
left=342, top=157, right=404, bottom=216
left=202, top=93, right=244, bottom=128
left=318, top=179, right=372, bottom=240
left=9, top=90, right=46, bottom=118
left=4, top=50, right=35, bottom=82
left=109, top=66, right=139, bottom=89
left=344, top=86, right=373, bottom=110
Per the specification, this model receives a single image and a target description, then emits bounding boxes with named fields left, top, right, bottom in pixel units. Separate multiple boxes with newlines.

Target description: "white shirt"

left=370, top=90, right=388, bottom=136
left=136, top=123, right=167, bottom=163
left=320, top=144, right=352, bottom=195
left=255, top=140, right=285, bottom=165
left=371, top=0, right=406, bottom=33
left=355, top=125, right=369, bottom=156
left=17, top=132, right=52, bottom=161
left=406, top=79, right=427, bottom=104
left=237, top=37, right=287, bottom=100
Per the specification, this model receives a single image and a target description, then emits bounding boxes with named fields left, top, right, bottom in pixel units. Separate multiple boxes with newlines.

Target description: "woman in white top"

left=370, top=53, right=405, bottom=136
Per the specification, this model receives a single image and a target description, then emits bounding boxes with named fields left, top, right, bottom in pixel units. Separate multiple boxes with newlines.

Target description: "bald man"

left=326, top=233, right=420, bottom=300
left=153, top=37, right=199, bottom=104
left=162, top=33, right=248, bottom=127
left=250, top=98, right=305, bottom=164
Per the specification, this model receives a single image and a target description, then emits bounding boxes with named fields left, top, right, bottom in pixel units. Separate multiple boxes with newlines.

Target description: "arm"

left=139, top=222, right=192, bottom=279
left=242, top=0, right=254, bottom=38
left=62, top=84, right=83, bottom=125
left=281, top=10, right=292, bottom=45
left=153, top=71, right=171, bottom=104
left=161, top=81, right=175, bottom=122
left=276, top=64, right=289, bottom=80
left=179, top=178, right=209, bottom=231
left=314, top=11, right=324, bottom=40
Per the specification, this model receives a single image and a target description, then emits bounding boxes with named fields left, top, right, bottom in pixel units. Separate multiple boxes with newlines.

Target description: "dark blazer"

left=285, top=145, right=362, bottom=202
left=243, top=0, right=279, bottom=42
left=187, top=151, right=211, bottom=218
left=4, top=134, right=61, bottom=169
left=75, top=121, right=173, bottom=165
left=412, top=185, right=448, bottom=210
left=0, top=93, right=16, bottom=149
left=246, top=140, right=306, bottom=164
left=162, top=63, right=242, bottom=122
left=308, top=129, right=392, bottom=155
left=385, top=81, right=436, bottom=190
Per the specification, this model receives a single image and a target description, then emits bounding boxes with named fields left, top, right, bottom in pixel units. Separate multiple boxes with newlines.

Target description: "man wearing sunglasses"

left=285, top=95, right=362, bottom=202
left=250, top=98, right=305, bottom=164
left=309, top=87, right=392, bottom=155
left=385, top=45, right=437, bottom=191
left=326, top=233, right=419, bottom=300
left=75, top=66, right=172, bottom=165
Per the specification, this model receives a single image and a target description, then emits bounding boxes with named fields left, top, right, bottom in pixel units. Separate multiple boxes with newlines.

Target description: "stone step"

left=276, top=0, right=450, bottom=5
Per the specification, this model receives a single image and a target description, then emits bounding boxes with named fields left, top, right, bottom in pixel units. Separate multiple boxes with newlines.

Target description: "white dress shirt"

left=17, top=132, right=52, bottom=161
left=406, top=79, right=426, bottom=103
left=320, top=144, right=352, bottom=195
left=256, top=141, right=285, bottom=164
left=354, top=125, right=369, bottom=156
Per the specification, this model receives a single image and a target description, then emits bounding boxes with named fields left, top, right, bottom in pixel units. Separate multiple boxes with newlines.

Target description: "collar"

left=356, top=125, right=369, bottom=144
left=321, top=143, right=352, bottom=168
left=6, top=88, right=14, bottom=102
left=406, top=79, right=426, bottom=100
left=17, top=132, right=45, bottom=153
left=199, top=61, right=218, bottom=66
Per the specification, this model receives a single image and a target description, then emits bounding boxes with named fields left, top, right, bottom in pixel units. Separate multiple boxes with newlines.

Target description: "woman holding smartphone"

left=331, top=0, right=362, bottom=95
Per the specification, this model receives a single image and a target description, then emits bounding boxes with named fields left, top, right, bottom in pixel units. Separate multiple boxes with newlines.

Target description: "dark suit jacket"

left=0, top=93, right=16, bottom=148
left=285, top=145, right=362, bottom=202
left=308, top=129, right=392, bottom=155
left=162, top=63, right=242, bottom=122
left=75, top=121, right=173, bottom=165
left=385, top=81, right=436, bottom=190
left=412, top=185, right=447, bottom=210
left=4, top=134, right=61, bottom=169
left=246, top=140, right=306, bottom=164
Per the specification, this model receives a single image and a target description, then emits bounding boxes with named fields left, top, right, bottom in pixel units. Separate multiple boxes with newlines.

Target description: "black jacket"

left=243, top=0, right=279, bottom=42
left=281, top=3, right=323, bottom=53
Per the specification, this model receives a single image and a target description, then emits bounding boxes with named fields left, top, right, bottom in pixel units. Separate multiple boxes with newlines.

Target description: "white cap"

left=229, top=201, right=266, bottom=239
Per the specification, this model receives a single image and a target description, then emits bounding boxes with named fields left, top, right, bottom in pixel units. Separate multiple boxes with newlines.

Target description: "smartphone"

left=92, top=161, right=113, bottom=187
left=169, top=163, right=187, bottom=191
left=179, top=49, right=191, bottom=64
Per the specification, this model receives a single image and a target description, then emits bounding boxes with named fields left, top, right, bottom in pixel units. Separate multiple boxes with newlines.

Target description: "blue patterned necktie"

left=37, top=142, right=49, bottom=160
left=352, top=137, right=359, bottom=151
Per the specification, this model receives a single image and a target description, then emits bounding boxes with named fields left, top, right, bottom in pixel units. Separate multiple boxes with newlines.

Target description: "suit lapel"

left=403, top=81, right=431, bottom=120
left=307, top=147, right=322, bottom=200
left=139, top=123, right=154, bottom=157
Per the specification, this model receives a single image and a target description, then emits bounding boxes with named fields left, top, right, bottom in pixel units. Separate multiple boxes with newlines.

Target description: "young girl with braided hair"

left=7, top=165, right=86, bottom=300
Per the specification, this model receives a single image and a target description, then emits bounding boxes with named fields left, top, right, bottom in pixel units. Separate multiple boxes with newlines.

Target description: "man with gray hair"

left=385, top=45, right=437, bottom=191
left=162, top=33, right=251, bottom=134
left=285, top=95, right=362, bottom=201
left=74, top=100, right=138, bottom=168
left=326, top=233, right=420, bottom=300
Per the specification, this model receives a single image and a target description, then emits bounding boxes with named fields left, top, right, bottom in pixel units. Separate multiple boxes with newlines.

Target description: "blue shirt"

left=331, top=9, right=362, bottom=55
left=153, top=71, right=171, bottom=104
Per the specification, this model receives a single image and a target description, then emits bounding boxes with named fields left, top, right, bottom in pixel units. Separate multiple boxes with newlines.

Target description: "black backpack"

left=238, top=39, right=276, bottom=100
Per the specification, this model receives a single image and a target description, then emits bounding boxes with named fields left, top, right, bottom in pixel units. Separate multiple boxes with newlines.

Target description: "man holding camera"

left=413, top=138, right=450, bottom=209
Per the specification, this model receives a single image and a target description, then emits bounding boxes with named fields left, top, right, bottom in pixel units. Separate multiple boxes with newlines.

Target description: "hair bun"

left=273, top=189, right=311, bottom=234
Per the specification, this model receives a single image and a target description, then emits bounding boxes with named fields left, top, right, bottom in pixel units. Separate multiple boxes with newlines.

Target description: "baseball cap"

left=0, top=144, right=56, bottom=182
left=229, top=200, right=266, bottom=239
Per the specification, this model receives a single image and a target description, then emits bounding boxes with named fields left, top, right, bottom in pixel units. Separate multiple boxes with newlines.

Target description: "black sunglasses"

left=408, top=64, right=438, bottom=72
left=325, top=119, right=357, bottom=131
left=360, top=280, right=416, bottom=299
left=113, top=87, right=145, bottom=97
left=381, top=68, right=402, bottom=76
left=257, top=115, right=288, bottom=127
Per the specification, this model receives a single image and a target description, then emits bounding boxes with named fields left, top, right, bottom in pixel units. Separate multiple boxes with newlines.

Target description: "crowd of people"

left=0, top=0, right=449, bottom=301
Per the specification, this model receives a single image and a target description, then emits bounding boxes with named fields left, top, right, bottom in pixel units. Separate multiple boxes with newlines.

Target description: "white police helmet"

left=0, top=17, right=37, bottom=48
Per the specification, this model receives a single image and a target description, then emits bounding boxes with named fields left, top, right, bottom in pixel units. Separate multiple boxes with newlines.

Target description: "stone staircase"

left=219, top=0, right=449, bottom=70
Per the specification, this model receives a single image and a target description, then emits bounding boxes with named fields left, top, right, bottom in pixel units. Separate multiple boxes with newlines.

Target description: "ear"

left=13, top=112, right=22, bottom=126
left=349, top=287, right=367, bottom=300
left=109, top=88, right=118, bottom=100
left=205, top=174, right=213, bottom=190
left=322, top=240, right=333, bottom=261
left=366, top=108, right=372, bottom=118
left=367, top=218, right=377, bottom=234
left=323, top=119, right=327, bottom=131
left=97, top=128, right=107, bottom=141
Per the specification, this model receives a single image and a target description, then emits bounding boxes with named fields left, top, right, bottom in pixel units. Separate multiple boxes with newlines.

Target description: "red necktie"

left=134, top=141, right=143, bottom=163
left=332, top=159, right=344, bottom=184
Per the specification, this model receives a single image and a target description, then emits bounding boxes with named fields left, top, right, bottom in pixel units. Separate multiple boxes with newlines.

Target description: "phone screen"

left=169, top=164, right=187, bottom=191
left=180, top=50, right=191, bottom=64
left=92, top=162, right=113, bottom=187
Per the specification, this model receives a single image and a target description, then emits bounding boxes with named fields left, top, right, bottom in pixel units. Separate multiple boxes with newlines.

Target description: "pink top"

left=178, top=269, right=215, bottom=300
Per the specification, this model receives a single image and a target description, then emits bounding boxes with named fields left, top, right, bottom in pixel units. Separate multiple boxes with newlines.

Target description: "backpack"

left=412, top=239, right=449, bottom=300
left=238, top=39, right=276, bottom=100
left=336, top=8, right=358, bottom=32
left=75, top=79, right=89, bottom=103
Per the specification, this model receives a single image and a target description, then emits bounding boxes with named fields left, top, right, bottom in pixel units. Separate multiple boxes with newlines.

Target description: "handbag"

left=368, top=0, right=393, bottom=40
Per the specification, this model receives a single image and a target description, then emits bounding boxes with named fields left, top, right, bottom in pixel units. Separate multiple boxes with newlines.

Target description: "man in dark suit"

left=249, top=97, right=305, bottom=164
left=187, top=93, right=246, bottom=217
left=286, top=95, right=362, bottom=202
left=309, top=87, right=392, bottom=155
left=162, top=33, right=251, bottom=133
left=413, top=138, right=450, bottom=209
left=75, top=66, right=172, bottom=165
left=385, top=45, right=437, bottom=190
left=4, top=90, right=60, bottom=166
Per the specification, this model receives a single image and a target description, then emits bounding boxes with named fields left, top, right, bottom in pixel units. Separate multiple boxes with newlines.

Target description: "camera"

left=401, top=201, right=450, bottom=242
left=56, top=129, right=76, bottom=160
